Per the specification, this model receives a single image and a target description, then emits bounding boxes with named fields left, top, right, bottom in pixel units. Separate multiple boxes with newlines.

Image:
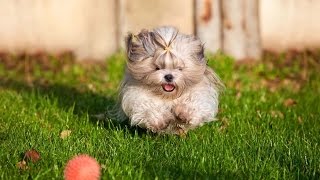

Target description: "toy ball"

left=64, top=154, right=101, bottom=180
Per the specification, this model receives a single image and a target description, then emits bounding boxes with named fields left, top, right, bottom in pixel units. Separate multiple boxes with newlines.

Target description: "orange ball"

left=64, top=154, right=101, bottom=180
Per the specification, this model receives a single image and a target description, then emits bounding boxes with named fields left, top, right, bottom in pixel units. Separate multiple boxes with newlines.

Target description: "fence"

left=0, top=0, right=319, bottom=60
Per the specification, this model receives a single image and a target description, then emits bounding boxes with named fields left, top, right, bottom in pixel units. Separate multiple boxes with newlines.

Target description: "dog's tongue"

left=163, top=84, right=175, bottom=92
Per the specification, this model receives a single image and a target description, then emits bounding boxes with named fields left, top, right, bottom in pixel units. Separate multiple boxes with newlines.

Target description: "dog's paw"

left=173, top=104, right=193, bottom=124
left=149, top=122, right=169, bottom=132
left=146, top=115, right=173, bottom=133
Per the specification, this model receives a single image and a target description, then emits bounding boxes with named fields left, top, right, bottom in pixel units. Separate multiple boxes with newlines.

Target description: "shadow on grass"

left=0, top=78, right=183, bottom=138
left=144, top=163, right=249, bottom=179
left=0, top=78, right=136, bottom=131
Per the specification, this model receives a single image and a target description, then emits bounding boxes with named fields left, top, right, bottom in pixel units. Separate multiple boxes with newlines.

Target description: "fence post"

left=195, top=0, right=222, bottom=53
left=221, top=0, right=247, bottom=60
left=116, top=0, right=127, bottom=50
left=244, top=0, right=262, bottom=59
left=221, top=0, right=261, bottom=60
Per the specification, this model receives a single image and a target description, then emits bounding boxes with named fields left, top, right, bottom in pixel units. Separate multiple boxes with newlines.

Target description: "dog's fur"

left=119, top=26, right=222, bottom=134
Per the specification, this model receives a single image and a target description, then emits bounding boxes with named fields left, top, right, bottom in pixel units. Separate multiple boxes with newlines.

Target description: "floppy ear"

left=125, top=33, right=133, bottom=57
left=125, top=30, right=155, bottom=62
left=125, top=33, right=144, bottom=62
left=197, top=44, right=205, bottom=62
left=193, top=41, right=205, bottom=63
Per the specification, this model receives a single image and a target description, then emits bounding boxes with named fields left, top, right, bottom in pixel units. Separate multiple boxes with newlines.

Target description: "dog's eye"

left=155, top=67, right=160, bottom=70
left=178, top=67, right=183, bottom=71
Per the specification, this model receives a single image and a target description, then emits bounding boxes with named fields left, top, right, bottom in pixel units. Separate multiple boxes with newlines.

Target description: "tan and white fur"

left=119, top=26, right=223, bottom=134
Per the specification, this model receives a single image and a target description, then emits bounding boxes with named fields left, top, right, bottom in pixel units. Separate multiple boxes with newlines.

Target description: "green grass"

left=0, top=52, right=319, bottom=179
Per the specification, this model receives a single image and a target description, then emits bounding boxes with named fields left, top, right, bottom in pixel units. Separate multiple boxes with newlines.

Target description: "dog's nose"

left=164, top=74, right=174, bottom=82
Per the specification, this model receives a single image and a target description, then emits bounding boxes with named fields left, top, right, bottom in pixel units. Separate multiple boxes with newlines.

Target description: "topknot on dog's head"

left=125, top=26, right=205, bottom=64
left=151, top=26, right=179, bottom=51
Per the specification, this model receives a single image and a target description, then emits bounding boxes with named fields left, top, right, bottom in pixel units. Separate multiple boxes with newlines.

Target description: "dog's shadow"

left=1, top=78, right=180, bottom=138
left=0, top=78, right=141, bottom=133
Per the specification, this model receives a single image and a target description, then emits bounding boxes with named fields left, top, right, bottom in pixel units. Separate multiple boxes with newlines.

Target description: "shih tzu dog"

left=119, top=26, right=223, bottom=134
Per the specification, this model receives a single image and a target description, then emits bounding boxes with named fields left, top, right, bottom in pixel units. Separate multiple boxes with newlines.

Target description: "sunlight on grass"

left=0, top=52, right=319, bottom=179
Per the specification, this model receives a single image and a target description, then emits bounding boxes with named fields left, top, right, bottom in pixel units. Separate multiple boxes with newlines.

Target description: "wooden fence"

left=0, top=0, right=319, bottom=61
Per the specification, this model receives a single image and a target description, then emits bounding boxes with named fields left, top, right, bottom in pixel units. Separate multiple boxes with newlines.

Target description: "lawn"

left=0, top=51, right=319, bottom=179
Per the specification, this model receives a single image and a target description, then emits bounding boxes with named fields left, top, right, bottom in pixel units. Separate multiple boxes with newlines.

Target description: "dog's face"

left=125, top=27, right=206, bottom=98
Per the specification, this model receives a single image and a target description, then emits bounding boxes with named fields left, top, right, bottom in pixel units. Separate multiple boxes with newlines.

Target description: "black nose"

left=164, top=74, right=174, bottom=82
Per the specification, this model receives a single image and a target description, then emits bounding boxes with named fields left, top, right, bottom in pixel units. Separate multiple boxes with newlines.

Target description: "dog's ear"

left=197, top=44, right=205, bottom=62
left=125, top=30, right=155, bottom=62
left=125, top=33, right=145, bottom=62
left=125, top=33, right=133, bottom=56
left=191, top=37, right=205, bottom=63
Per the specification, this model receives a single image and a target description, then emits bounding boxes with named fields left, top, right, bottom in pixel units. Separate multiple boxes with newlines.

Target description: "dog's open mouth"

left=162, top=83, right=175, bottom=92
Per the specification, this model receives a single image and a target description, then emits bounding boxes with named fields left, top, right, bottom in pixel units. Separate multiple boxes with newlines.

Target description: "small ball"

left=64, top=154, right=101, bottom=180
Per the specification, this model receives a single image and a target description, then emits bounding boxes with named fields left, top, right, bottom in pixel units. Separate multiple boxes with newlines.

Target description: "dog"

left=118, top=26, right=223, bottom=134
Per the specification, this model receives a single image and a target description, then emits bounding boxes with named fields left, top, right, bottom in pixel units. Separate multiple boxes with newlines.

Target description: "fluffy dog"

left=119, top=26, right=223, bottom=134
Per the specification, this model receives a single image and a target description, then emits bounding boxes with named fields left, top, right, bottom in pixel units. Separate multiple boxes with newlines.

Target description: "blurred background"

left=0, top=0, right=319, bottom=61
left=0, top=2, right=319, bottom=178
